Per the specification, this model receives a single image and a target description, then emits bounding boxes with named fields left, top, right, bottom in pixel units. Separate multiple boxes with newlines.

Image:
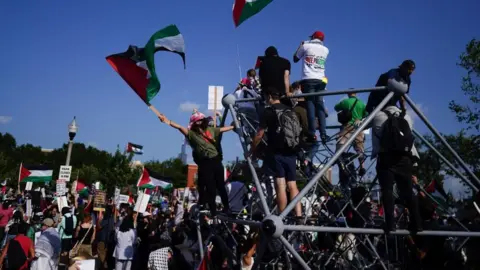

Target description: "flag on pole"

left=19, top=164, right=53, bottom=183
left=126, top=142, right=144, bottom=155
left=106, top=24, right=186, bottom=104
left=137, top=167, right=173, bottom=190
left=233, top=0, right=273, bottom=27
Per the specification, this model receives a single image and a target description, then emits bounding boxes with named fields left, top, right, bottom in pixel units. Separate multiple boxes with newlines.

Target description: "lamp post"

left=65, top=117, right=78, bottom=166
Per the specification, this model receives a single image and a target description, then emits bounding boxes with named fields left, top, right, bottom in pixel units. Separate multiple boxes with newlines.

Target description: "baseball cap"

left=310, top=31, right=325, bottom=41
left=43, top=218, right=54, bottom=227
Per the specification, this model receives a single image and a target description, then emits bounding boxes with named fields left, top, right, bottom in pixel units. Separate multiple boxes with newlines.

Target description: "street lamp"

left=66, top=117, right=78, bottom=166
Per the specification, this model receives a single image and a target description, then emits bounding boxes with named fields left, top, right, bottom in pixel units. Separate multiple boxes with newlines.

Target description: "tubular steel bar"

left=415, top=133, right=478, bottom=195
left=279, top=235, right=311, bottom=270
left=284, top=225, right=480, bottom=237
left=216, top=215, right=263, bottom=227
left=405, top=95, right=480, bottom=189
left=228, top=104, right=271, bottom=215
left=235, top=86, right=388, bottom=103
left=412, top=129, right=478, bottom=192
left=279, top=92, right=395, bottom=218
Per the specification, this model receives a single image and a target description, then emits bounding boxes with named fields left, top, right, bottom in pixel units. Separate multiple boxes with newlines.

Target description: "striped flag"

left=126, top=142, right=144, bottom=155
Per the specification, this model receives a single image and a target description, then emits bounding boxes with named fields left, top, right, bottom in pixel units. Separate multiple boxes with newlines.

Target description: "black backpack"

left=64, top=215, right=74, bottom=236
left=380, top=110, right=414, bottom=154
left=7, top=239, right=27, bottom=270
left=273, top=107, right=301, bottom=150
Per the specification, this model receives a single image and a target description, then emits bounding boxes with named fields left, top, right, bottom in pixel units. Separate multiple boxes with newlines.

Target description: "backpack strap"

left=349, top=98, right=359, bottom=113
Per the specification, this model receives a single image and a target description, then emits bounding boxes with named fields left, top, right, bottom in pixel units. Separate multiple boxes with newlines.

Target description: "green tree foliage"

left=0, top=132, right=186, bottom=191
left=450, top=39, right=480, bottom=132
left=416, top=39, right=480, bottom=195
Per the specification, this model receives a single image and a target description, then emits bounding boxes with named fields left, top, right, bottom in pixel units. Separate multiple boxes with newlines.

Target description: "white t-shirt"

left=295, top=39, right=329, bottom=80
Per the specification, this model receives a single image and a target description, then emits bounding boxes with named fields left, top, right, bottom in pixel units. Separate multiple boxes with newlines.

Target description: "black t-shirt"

left=366, top=68, right=411, bottom=114
left=259, top=56, right=291, bottom=95
left=259, top=103, right=295, bottom=155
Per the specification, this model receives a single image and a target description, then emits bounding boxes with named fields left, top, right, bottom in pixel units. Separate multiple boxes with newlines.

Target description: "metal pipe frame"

left=412, top=128, right=478, bottom=192
left=405, top=95, right=480, bottom=189
left=215, top=85, right=480, bottom=270
left=235, top=86, right=388, bottom=103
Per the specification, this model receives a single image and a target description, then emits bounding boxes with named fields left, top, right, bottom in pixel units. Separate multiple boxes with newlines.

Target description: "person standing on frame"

left=158, top=111, right=234, bottom=217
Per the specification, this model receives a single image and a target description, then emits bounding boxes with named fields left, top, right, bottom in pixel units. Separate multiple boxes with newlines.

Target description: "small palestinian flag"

left=106, top=24, right=186, bottom=104
left=137, top=167, right=173, bottom=190
left=126, top=142, right=143, bottom=155
left=19, top=164, right=53, bottom=183
left=233, top=0, right=273, bottom=27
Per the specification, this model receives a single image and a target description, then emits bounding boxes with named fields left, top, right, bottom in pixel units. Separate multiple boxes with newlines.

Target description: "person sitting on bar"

left=370, top=62, right=422, bottom=233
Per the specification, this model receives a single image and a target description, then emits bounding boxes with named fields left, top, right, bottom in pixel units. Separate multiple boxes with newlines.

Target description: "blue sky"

left=0, top=1, right=479, bottom=191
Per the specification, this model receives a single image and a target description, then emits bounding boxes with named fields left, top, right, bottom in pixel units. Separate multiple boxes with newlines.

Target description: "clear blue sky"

left=0, top=1, right=478, bottom=189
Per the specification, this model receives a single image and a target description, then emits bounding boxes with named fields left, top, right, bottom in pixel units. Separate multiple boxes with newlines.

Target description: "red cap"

left=310, top=31, right=325, bottom=41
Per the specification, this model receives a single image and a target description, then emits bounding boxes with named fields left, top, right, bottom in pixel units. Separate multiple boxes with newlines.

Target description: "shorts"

left=266, top=154, right=297, bottom=181
left=61, top=238, right=72, bottom=252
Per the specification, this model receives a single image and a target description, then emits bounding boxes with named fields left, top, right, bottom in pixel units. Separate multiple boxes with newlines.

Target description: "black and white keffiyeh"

left=148, top=247, right=171, bottom=270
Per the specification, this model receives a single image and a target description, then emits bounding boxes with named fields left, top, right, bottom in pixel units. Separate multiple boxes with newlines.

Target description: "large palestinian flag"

left=137, top=167, right=173, bottom=190
left=106, top=24, right=186, bottom=104
left=233, top=0, right=273, bottom=27
left=19, top=164, right=53, bottom=183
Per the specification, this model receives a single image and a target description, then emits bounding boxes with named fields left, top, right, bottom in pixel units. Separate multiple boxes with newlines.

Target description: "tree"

left=449, top=39, right=480, bottom=132
left=144, top=158, right=187, bottom=188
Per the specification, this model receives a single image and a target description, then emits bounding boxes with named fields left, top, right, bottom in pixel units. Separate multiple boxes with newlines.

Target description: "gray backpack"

left=274, top=108, right=302, bottom=150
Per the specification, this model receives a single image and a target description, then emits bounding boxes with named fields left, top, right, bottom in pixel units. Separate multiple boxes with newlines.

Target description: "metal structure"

left=196, top=79, right=480, bottom=270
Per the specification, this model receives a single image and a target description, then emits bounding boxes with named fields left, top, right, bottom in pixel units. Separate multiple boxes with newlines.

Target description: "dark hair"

left=61, top=207, right=70, bottom=216
left=119, top=216, right=134, bottom=232
left=400, top=59, right=415, bottom=70
left=13, top=211, right=23, bottom=223
left=247, top=69, right=256, bottom=77
left=18, top=222, right=28, bottom=234
left=264, top=89, right=282, bottom=101
left=264, top=46, right=278, bottom=57
left=291, top=81, right=301, bottom=90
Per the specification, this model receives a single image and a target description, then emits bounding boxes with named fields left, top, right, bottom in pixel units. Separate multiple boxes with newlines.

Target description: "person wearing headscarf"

left=30, top=218, right=61, bottom=270
left=158, top=111, right=234, bottom=217
left=114, top=216, right=136, bottom=270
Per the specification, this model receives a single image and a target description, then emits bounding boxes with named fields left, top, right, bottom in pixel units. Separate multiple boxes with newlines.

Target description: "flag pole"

left=17, top=162, right=22, bottom=195
left=236, top=43, right=243, bottom=81
left=148, top=104, right=162, bottom=118
left=213, top=86, right=218, bottom=128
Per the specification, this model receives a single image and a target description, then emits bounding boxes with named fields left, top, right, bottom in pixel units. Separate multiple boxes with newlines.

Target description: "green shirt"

left=334, top=97, right=367, bottom=124
left=187, top=127, right=222, bottom=160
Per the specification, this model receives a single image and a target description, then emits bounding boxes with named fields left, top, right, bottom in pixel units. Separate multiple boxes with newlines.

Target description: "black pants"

left=377, top=154, right=422, bottom=230
left=197, top=156, right=230, bottom=216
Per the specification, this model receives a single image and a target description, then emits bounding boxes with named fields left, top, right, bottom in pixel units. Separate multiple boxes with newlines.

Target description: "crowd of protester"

left=1, top=30, right=479, bottom=270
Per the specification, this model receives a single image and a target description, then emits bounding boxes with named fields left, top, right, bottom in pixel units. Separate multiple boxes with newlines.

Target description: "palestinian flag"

left=233, top=0, right=273, bottom=27
left=126, top=142, right=143, bottom=155
left=137, top=167, right=173, bottom=190
left=19, top=164, right=53, bottom=183
left=106, top=24, right=186, bottom=104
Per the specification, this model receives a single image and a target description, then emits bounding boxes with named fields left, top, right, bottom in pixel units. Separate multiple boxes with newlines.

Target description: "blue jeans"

left=302, top=79, right=327, bottom=137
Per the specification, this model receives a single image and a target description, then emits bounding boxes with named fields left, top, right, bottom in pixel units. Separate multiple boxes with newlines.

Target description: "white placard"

left=26, top=199, right=32, bottom=217
left=208, top=85, right=224, bottom=110
left=116, top=194, right=130, bottom=208
left=58, top=165, right=72, bottom=182
left=25, top=182, right=33, bottom=191
left=71, top=180, right=77, bottom=194
left=56, top=180, right=66, bottom=196
left=134, top=192, right=151, bottom=214
left=57, top=196, right=68, bottom=211
left=114, top=187, right=120, bottom=204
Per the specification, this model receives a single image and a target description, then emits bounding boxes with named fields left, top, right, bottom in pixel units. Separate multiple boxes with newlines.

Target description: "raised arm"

left=219, top=126, right=234, bottom=133
left=158, top=114, right=189, bottom=136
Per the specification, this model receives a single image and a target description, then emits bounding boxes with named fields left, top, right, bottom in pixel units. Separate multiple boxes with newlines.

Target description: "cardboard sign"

left=59, top=165, right=72, bottom=182
left=116, top=194, right=129, bottom=208
left=208, top=86, right=224, bottom=110
left=25, top=182, right=33, bottom=191
left=56, top=180, right=66, bottom=196
left=26, top=199, right=32, bottom=217
left=134, top=192, right=150, bottom=214
left=93, top=191, right=106, bottom=212
left=57, top=196, right=68, bottom=211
